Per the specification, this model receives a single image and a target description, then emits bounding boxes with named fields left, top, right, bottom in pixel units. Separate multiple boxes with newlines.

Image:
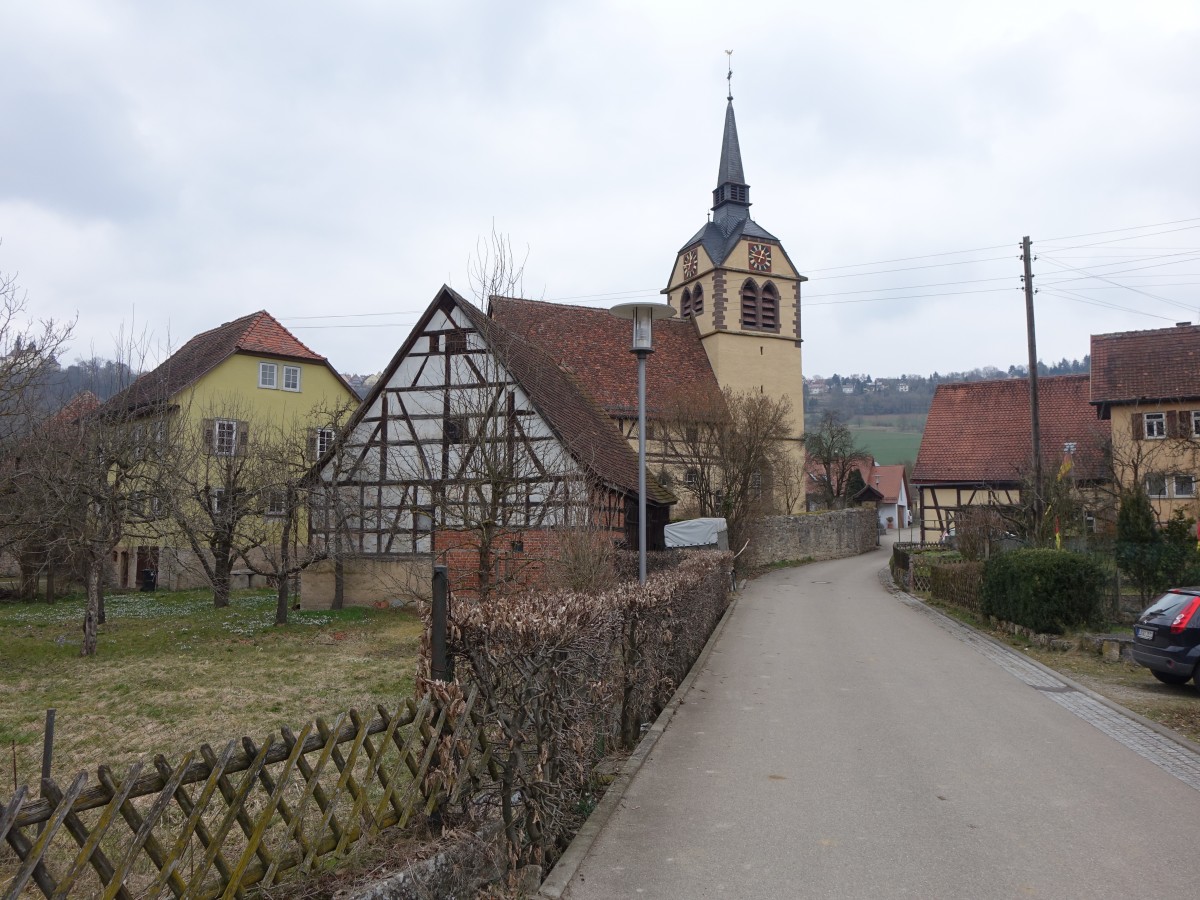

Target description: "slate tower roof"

left=682, top=96, right=779, bottom=267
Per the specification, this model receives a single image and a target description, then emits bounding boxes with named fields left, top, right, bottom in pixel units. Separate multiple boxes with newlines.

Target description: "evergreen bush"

left=981, top=549, right=1108, bottom=634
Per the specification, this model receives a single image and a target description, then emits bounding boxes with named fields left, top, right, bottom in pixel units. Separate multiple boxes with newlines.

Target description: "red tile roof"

left=1091, top=324, right=1200, bottom=410
left=101, top=311, right=329, bottom=415
left=488, top=296, right=724, bottom=419
left=867, top=463, right=909, bottom=505
left=913, top=375, right=1109, bottom=485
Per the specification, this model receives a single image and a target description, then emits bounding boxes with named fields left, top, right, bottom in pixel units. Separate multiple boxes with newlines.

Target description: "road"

left=562, top=541, right=1200, bottom=899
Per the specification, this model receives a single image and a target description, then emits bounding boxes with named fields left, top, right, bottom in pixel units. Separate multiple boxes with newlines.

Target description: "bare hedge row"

left=424, top=550, right=733, bottom=873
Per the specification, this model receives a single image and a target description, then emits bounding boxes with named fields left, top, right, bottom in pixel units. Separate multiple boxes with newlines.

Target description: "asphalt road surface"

left=563, top=541, right=1200, bottom=899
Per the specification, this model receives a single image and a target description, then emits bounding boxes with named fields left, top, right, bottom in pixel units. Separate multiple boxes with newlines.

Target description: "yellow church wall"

left=701, top=329, right=805, bottom=441
left=720, top=242, right=797, bottom=279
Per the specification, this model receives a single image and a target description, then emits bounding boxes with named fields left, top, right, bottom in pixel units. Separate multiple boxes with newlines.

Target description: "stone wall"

left=742, top=508, right=878, bottom=568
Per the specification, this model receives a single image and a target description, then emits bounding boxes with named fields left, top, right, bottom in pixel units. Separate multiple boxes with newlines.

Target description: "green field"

left=849, top=427, right=923, bottom=466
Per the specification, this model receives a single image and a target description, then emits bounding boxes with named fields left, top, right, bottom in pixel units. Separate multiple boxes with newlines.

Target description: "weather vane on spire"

left=726, top=49, right=733, bottom=101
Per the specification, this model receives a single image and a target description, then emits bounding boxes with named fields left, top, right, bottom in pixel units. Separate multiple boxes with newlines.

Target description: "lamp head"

left=609, top=301, right=676, bottom=353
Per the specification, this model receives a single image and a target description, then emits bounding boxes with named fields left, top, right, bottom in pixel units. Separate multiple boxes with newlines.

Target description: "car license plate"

left=1136, top=627, right=1155, bottom=641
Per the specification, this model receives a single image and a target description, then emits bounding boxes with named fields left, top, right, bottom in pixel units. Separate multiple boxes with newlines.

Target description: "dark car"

left=1131, top=588, right=1200, bottom=689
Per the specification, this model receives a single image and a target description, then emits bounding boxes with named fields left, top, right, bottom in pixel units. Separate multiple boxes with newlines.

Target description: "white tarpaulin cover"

left=664, top=517, right=729, bottom=550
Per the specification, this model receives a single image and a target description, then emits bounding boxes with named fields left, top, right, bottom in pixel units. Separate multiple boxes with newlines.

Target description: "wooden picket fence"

left=1, top=689, right=486, bottom=899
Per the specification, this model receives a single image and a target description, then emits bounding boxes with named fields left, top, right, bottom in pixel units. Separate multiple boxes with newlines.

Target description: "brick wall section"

left=743, top=508, right=878, bottom=568
left=433, top=526, right=622, bottom=599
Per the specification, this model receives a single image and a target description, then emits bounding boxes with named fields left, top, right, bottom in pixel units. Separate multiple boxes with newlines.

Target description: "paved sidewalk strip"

left=891, top=573, right=1200, bottom=791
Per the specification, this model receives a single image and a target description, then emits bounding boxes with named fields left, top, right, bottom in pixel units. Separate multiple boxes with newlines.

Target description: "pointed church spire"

left=713, top=52, right=750, bottom=221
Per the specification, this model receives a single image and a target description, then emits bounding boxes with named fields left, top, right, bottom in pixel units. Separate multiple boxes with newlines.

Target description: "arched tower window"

left=681, top=287, right=693, bottom=318
left=740, top=279, right=780, bottom=331
left=760, top=282, right=779, bottom=330
left=740, top=279, right=759, bottom=328
left=692, top=284, right=704, bottom=316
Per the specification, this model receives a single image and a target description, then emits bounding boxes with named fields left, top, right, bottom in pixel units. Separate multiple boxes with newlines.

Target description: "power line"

left=1039, top=288, right=1176, bottom=321
left=804, top=274, right=1014, bottom=299
left=1036, top=216, right=1200, bottom=244
left=1039, top=255, right=1197, bottom=311
left=805, top=286, right=1016, bottom=307
left=275, top=220, right=1200, bottom=328
left=802, top=244, right=1012, bottom=274
left=1039, top=223, right=1200, bottom=252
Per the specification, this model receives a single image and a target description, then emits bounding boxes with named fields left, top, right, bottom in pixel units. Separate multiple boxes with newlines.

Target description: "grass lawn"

left=0, top=588, right=422, bottom=789
left=850, top=427, right=923, bottom=466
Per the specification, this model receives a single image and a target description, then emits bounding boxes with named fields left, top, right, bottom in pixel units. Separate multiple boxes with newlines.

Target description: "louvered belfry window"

left=741, top=279, right=779, bottom=332
left=741, top=279, right=759, bottom=327
left=760, top=282, right=778, bottom=330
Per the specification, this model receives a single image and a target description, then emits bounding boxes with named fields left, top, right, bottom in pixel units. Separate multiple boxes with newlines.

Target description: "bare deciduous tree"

left=658, top=387, right=793, bottom=553
left=27, top=329, right=154, bottom=654
left=154, top=395, right=267, bottom=607
left=246, top=400, right=358, bottom=624
left=803, top=409, right=870, bottom=510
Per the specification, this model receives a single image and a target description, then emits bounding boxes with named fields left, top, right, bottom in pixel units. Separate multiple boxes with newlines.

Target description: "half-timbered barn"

left=912, top=375, right=1110, bottom=541
left=303, top=286, right=676, bottom=605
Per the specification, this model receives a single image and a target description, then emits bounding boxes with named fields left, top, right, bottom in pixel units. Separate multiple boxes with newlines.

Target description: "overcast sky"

left=3, top=0, right=1198, bottom=380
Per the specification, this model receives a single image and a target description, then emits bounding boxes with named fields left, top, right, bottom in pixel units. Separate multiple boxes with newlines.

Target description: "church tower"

left=664, top=79, right=807, bottom=494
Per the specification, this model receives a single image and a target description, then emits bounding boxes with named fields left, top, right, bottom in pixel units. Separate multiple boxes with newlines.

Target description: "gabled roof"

left=866, top=463, right=910, bottom=505
left=100, top=311, right=332, bottom=415
left=488, top=296, right=724, bottom=420
left=1091, top=324, right=1200, bottom=413
left=357, top=287, right=674, bottom=506
left=913, top=375, right=1109, bottom=485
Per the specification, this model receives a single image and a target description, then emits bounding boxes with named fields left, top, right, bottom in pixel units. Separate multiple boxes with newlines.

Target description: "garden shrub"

left=982, top=549, right=1108, bottom=634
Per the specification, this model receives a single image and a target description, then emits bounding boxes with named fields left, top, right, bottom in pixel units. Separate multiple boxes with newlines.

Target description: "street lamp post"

left=609, top=301, right=676, bottom=584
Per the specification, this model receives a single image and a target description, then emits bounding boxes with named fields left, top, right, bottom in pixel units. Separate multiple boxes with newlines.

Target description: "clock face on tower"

left=682, top=248, right=698, bottom=279
left=748, top=243, right=772, bottom=272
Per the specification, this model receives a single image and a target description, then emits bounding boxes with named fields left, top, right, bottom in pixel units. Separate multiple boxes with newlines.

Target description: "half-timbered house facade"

left=302, top=286, right=675, bottom=605
left=912, top=375, right=1110, bottom=541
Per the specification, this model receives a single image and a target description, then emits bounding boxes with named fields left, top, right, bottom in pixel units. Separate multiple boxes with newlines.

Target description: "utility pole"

left=1022, top=235, right=1044, bottom=535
